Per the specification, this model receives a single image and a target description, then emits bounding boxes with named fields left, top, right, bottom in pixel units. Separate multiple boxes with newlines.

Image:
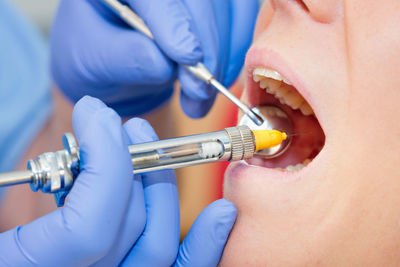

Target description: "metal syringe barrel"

left=130, top=126, right=255, bottom=174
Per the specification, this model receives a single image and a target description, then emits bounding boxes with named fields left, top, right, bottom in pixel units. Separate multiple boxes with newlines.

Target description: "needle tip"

left=286, top=132, right=312, bottom=137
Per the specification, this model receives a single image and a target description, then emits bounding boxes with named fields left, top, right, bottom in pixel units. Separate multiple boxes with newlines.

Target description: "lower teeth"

left=283, top=158, right=312, bottom=172
left=279, top=159, right=311, bottom=172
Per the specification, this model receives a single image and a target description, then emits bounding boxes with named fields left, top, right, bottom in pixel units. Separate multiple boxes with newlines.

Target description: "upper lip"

left=244, top=47, right=324, bottom=134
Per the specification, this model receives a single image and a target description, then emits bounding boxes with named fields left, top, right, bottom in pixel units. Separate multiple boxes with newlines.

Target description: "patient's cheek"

left=303, top=0, right=340, bottom=23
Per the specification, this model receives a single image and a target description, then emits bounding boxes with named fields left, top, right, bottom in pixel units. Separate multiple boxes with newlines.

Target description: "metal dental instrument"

left=100, top=0, right=264, bottom=126
left=0, top=126, right=286, bottom=207
left=239, top=105, right=293, bottom=158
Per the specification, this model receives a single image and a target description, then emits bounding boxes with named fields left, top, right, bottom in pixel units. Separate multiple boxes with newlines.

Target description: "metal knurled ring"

left=225, top=126, right=255, bottom=161
left=237, top=126, right=256, bottom=159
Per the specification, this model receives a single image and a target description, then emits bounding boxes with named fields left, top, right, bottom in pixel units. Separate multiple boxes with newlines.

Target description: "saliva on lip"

left=239, top=105, right=293, bottom=159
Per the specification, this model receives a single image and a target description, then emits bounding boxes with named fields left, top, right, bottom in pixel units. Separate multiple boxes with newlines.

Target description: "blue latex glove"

left=51, top=0, right=259, bottom=118
left=0, top=96, right=237, bottom=266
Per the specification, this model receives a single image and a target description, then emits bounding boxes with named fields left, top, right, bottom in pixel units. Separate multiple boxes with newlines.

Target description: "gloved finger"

left=65, top=95, right=134, bottom=249
left=51, top=0, right=174, bottom=93
left=210, top=0, right=231, bottom=82
left=122, top=119, right=180, bottom=266
left=179, top=89, right=217, bottom=119
left=222, top=0, right=259, bottom=86
left=0, top=96, right=134, bottom=265
left=126, top=0, right=202, bottom=66
left=174, top=199, right=237, bottom=267
left=177, top=0, right=221, bottom=117
left=92, top=120, right=149, bottom=265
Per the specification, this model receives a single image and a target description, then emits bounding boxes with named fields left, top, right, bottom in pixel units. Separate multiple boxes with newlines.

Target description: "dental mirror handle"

left=100, top=0, right=264, bottom=126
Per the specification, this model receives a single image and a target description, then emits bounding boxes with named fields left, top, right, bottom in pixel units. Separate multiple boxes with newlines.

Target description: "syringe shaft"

left=0, top=170, right=32, bottom=187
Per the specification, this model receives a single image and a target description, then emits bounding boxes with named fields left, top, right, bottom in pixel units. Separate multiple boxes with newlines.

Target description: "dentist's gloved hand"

left=51, top=0, right=259, bottom=118
left=0, top=96, right=237, bottom=266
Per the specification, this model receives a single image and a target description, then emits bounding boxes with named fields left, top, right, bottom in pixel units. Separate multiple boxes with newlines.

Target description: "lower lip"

left=225, top=145, right=326, bottom=184
left=226, top=161, right=300, bottom=182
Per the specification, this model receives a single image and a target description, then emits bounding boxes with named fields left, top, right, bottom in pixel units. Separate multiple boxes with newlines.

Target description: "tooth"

left=278, top=97, right=286, bottom=105
left=285, top=165, right=296, bottom=172
left=299, top=103, right=314, bottom=116
left=284, top=163, right=306, bottom=172
left=259, top=79, right=269, bottom=89
left=275, top=85, right=290, bottom=99
left=267, top=70, right=284, bottom=81
left=275, top=108, right=287, bottom=118
left=294, top=163, right=304, bottom=170
left=253, top=75, right=263, bottom=82
left=269, top=79, right=283, bottom=91
left=253, top=68, right=264, bottom=77
left=266, top=87, right=278, bottom=94
left=257, top=105, right=277, bottom=117
left=282, top=77, right=292, bottom=85
left=253, top=68, right=284, bottom=82
left=302, top=159, right=311, bottom=165
left=284, top=93, right=304, bottom=109
left=260, top=79, right=282, bottom=94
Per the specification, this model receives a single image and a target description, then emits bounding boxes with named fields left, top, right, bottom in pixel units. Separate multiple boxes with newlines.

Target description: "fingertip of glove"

left=173, top=39, right=203, bottom=66
left=75, top=96, right=119, bottom=123
left=123, top=117, right=159, bottom=144
left=210, top=199, right=237, bottom=221
left=94, top=106, right=122, bottom=128
left=73, top=96, right=122, bottom=143
left=129, top=0, right=203, bottom=66
left=179, top=67, right=214, bottom=100
left=180, top=92, right=216, bottom=119
left=73, top=96, right=106, bottom=116
left=205, top=199, right=237, bottom=242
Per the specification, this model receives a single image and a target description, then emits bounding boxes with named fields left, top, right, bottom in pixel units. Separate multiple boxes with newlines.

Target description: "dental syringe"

left=0, top=126, right=287, bottom=207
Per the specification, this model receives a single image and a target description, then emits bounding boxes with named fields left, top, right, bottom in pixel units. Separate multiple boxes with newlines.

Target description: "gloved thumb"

left=174, top=199, right=237, bottom=267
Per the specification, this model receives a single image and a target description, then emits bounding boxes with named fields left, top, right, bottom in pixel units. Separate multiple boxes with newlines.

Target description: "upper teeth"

left=253, top=68, right=292, bottom=85
left=253, top=68, right=314, bottom=116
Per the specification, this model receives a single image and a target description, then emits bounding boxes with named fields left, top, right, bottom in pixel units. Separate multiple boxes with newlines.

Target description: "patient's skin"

left=221, top=0, right=400, bottom=266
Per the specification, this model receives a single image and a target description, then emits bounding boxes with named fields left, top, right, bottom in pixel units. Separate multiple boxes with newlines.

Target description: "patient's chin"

left=219, top=215, right=272, bottom=266
left=219, top=219, right=312, bottom=266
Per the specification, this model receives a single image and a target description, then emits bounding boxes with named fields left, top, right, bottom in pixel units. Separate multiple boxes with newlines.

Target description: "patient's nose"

left=273, top=0, right=340, bottom=24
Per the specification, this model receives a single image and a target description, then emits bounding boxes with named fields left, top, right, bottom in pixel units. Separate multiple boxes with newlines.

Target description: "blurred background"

left=13, top=0, right=58, bottom=34
left=13, top=0, right=265, bottom=34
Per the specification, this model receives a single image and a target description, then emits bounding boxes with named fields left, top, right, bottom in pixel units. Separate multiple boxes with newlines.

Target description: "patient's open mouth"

left=244, top=67, right=325, bottom=172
